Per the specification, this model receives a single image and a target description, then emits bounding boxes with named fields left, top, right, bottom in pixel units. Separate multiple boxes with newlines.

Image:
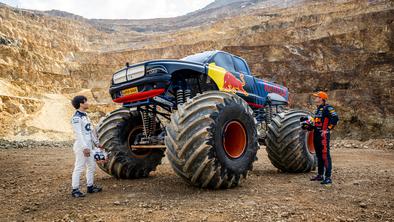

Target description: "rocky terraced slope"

left=0, top=0, right=393, bottom=140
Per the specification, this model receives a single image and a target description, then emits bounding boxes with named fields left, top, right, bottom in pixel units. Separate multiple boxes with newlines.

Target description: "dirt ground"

left=0, top=145, right=393, bottom=222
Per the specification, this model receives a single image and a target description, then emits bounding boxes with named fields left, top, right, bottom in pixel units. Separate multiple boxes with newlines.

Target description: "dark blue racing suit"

left=313, top=104, right=339, bottom=178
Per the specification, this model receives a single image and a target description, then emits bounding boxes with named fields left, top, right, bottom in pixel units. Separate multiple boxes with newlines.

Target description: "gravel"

left=0, top=139, right=73, bottom=149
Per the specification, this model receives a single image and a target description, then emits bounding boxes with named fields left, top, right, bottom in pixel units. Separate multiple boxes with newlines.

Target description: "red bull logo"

left=207, top=63, right=248, bottom=96
left=223, top=72, right=248, bottom=96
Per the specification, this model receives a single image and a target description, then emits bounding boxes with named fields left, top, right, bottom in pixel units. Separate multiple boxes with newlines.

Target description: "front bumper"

left=109, top=74, right=171, bottom=103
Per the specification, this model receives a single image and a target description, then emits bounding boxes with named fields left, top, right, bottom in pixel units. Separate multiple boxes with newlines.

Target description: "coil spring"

left=184, top=89, right=191, bottom=102
left=141, top=111, right=150, bottom=137
left=176, top=89, right=184, bottom=105
left=266, top=105, right=273, bottom=124
left=149, top=112, right=157, bottom=135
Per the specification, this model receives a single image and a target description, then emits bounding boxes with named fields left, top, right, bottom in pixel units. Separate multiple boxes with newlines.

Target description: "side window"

left=212, top=53, right=235, bottom=72
left=234, top=57, right=249, bottom=74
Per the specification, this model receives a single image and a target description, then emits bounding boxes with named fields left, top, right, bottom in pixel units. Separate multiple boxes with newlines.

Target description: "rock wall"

left=0, top=0, right=392, bottom=140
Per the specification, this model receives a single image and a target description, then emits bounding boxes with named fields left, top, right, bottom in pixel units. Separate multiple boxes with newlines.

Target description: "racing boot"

left=71, top=189, right=85, bottom=198
left=321, top=177, right=332, bottom=185
left=310, top=175, right=324, bottom=181
left=87, top=185, right=102, bottom=193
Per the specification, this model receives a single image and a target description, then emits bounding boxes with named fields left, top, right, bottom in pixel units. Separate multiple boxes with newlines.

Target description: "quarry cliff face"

left=0, top=0, right=393, bottom=140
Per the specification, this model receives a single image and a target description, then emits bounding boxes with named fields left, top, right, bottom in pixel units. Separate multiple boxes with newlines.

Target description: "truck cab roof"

left=182, top=50, right=252, bottom=76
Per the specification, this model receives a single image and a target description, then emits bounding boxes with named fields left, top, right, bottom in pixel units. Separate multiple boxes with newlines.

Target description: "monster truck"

left=97, top=50, right=316, bottom=189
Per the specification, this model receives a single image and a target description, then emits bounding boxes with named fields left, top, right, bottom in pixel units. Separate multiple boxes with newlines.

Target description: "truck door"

left=210, top=52, right=255, bottom=104
left=232, top=56, right=260, bottom=107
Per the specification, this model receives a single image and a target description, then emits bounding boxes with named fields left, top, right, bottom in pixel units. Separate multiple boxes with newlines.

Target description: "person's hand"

left=83, top=148, right=91, bottom=157
left=96, top=159, right=108, bottom=164
left=321, top=130, right=328, bottom=137
left=98, top=144, right=104, bottom=149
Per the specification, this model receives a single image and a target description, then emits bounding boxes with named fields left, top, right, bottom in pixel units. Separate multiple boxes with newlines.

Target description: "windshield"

left=182, top=51, right=215, bottom=64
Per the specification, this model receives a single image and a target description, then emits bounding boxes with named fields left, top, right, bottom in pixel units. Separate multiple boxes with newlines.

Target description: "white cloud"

left=0, top=0, right=214, bottom=19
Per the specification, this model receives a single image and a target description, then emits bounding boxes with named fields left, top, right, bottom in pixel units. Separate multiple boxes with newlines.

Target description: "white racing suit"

left=71, top=110, right=99, bottom=189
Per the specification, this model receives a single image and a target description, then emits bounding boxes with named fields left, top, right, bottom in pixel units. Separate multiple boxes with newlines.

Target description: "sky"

left=0, top=0, right=215, bottom=19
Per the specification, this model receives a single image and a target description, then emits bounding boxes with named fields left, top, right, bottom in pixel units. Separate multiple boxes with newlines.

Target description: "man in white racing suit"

left=71, top=95, right=103, bottom=198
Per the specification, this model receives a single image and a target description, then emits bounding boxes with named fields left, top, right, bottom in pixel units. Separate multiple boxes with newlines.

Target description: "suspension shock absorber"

left=141, top=110, right=150, bottom=138
left=265, top=104, right=273, bottom=125
left=184, top=89, right=191, bottom=102
left=176, top=89, right=184, bottom=106
left=149, top=111, right=157, bottom=136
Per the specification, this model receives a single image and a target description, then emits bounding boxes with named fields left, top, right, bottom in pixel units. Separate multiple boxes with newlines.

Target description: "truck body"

left=96, top=50, right=315, bottom=189
left=109, top=50, right=289, bottom=110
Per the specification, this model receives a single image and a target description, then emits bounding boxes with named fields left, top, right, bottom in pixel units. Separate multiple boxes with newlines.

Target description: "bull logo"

left=223, top=72, right=248, bottom=96
left=207, top=63, right=248, bottom=96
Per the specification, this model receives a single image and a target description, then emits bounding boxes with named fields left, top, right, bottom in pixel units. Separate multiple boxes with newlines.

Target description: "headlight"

left=126, top=65, right=145, bottom=80
left=112, top=65, right=145, bottom=84
left=113, top=69, right=127, bottom=84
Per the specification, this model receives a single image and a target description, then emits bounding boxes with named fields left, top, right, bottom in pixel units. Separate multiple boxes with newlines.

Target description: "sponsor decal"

left=207, top=63, right=248, bottom=96
left=263, top=84, right=287, bottom=97
left=85, top=123, right=91, bottom=131
left=222, top=72, right=248, bottom=96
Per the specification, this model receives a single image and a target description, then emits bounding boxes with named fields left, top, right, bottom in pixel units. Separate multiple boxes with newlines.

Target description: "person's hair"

left=71, top=95, right=87, bottom=109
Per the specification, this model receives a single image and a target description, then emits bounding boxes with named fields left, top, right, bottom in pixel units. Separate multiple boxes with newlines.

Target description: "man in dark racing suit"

left=310, top=91, right=339, bottom=185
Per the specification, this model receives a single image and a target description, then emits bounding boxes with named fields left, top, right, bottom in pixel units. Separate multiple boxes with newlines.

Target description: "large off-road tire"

left=165, top=91, right=259, bottom=189
left=266, top=110, right=316, bottom=173
left=96, top=108, right=164, bottom=179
